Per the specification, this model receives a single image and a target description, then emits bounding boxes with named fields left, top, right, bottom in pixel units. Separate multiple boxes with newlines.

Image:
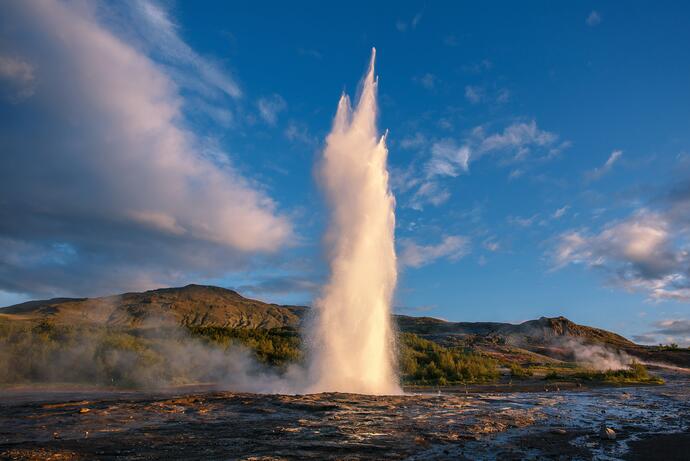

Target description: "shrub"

left=509, top=363, right=533, bottom=379
left=399, top=333, right=499, bottom=385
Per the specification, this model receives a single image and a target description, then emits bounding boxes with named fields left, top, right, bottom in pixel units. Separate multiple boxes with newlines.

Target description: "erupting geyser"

left=307, top=49, right=401, bottom=394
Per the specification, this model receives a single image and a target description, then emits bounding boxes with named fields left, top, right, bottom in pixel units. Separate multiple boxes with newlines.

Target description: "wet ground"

left=1, top=372, right=688, bottom=460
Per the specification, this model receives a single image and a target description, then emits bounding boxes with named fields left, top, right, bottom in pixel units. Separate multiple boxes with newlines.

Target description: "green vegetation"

left=0, top=320, right=303, bottom=388
left=399, top=333, right=499, bottom=385
left=0, top=319, right=169, bottom=387
left=573, top=362, right=664, bottom=384
left=187, top=326, right=301, bottom=366
left=509, top=362, right=534, bottom=379
left=545, top=362, right=663, bottom=384
left=0, top=319, right=662, bottom=389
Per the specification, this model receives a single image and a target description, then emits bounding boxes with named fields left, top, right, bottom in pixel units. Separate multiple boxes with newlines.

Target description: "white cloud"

left=284, top=121, right=316, bottom=145
left=257, top=94, right=287, bottom=125
left=553, top=210, right=690, bottom=302
left=476, top=121, right=559, bottom=159
left=404, top=120, right=566, bottom=209
left=0, top=0, right=291, bottom=297
left=396, top=10, right=423, bottom=32
left=129, top=0, right=241, bottom=99
left=465, top=85, right=484, bottom=104
left=483, top=239, right=500, bottom=252
left=586, top=10, right=602, bottom=27
left=399, top=235, right=470, bottom=268
left=409, top=181, right=451, bottom=210
left=509, top=168, right=525, bottom=180
left=426, top=140, right=470, bottom=177
left=0, top=55, right=35, bottom=101
left=508, top=215, right=539, bottom=228
left=399, top=132, right=426, bottom=150
left=553, top=206, right=570, bottom=219
left=586, top=150, right=623, bottom=181
left=415, top=73, right=436, bottom=90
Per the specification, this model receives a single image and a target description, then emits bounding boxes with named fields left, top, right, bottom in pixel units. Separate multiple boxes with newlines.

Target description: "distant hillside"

left=0, top=285, right=636, bottom=347
left=396, top=314, right=636, bottom=349
left=2, top=284, right=687, bottom=368
left=0, top=284, right=306, bottom=330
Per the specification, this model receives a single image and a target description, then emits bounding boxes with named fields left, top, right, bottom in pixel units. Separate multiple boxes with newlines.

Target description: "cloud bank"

left=0, top=1, right=291, bottom=298
left=553, top=182, right=690, bottom=302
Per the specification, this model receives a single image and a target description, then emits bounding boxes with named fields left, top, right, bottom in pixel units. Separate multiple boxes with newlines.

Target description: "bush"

left=509, top=363, right=533, bottom=379
left=399, top=333, right=499, bottom=385
left=186, top=326, right=301, bottom=366
left=572, top=362, right=663, bottom=384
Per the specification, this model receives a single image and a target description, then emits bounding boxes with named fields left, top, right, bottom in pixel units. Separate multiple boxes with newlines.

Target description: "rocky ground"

left=0, top=372, right=688, bottom=460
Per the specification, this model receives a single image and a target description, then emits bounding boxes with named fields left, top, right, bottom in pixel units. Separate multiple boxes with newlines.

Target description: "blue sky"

left=1, top=1, right=689, bottom=345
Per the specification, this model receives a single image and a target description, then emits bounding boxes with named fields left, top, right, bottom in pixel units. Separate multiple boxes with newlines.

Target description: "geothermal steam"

left=307, top=49, right=401, bottom=394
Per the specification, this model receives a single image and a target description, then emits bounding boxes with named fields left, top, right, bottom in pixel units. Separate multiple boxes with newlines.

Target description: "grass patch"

left=545, top=362, right=663, bottom=385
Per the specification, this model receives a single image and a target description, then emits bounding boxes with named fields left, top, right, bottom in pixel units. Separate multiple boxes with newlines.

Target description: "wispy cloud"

left=0, top=55, right=35, bottom=102
left=586, top=150, right=623, bottom=181
left=508, top=215, right=539, bottom=228
left=257, top=94, right=287, bottom=125
left=409, top=181, right=451, bottom=210
left=586, top=10, right=602, bottom=27
left=496, top=88, right=511, bottom=103
left=414, top=73, right=436, bottom=90
left=425, top=140, right=470, bottom=178
left=396, top=10, right=424, bottom=32
left=398, top=120, right=567, bottom=209
left=130, top=0, right=241, bottom=99
left=399, top=132, right=427, bottom=150
left=483, top=239, right=500, bottom=252
left=297, top=48, right=322, bottom=59
left=399, top=235, right=470, bottom=268
left=553, top=206, right=570, bottom=219
left=284, top=121, right=317, bottom=146
left=462, top=59, right=493, bottom=74
left=465, top=85, right=484, bottom=104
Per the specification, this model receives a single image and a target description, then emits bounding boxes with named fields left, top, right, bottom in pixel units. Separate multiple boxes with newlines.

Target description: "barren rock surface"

left=1, top=373, right=688, bottom=460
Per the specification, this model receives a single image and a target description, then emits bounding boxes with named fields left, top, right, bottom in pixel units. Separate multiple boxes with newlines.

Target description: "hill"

left=1, top=284, right=688, bottom=369
left=1, top=284, right=306, bottom=330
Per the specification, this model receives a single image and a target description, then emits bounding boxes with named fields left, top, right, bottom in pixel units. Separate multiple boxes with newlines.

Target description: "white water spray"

left=307, top=49, right=401, bottom=394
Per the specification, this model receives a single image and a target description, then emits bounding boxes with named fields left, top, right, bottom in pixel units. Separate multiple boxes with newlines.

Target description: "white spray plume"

left=306, top=48, right=401, bottom=395
left=562, top=338, right=632, bottom=371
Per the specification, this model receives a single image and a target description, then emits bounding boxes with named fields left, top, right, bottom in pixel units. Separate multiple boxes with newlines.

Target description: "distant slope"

left=0, top=285, right=656, bottom=352
left=3, top=284, right=687, bottom=368
left=0, top=284, right=307, bottom=329
left=396, top=314, right=636, bottom=348
left=0, top=286, right=633, bottom=346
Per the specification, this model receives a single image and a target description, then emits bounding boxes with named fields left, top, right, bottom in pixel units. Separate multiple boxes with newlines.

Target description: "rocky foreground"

left=1, top=371, right=688, bottom=460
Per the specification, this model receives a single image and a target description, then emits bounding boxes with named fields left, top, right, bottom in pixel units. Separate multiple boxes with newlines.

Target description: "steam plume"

left=307, top=49, right=401, bottom=394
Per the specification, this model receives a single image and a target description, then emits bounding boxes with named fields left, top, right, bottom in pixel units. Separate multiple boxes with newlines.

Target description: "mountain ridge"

left=2, top=284, right=688, bottom=368
left=0, top=284, right=632, bottom=345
